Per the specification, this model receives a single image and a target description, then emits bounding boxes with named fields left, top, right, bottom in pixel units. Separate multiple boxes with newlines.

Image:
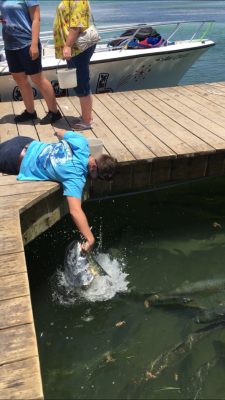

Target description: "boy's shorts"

left=0, top=136, right=34, bottom=175
left=5, top=42, right=42, bottom=75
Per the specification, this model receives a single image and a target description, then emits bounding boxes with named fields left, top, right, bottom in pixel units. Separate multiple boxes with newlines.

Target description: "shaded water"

left=26, top=176, right=225, bottom=399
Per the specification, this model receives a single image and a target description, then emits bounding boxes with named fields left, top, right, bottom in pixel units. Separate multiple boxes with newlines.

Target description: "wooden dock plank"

left=0, top=252, right=26, bottom=277
left=0, top=357, right=43, bottom=400
left=0, top=296, right=33, bottom=329
left=56, top=97, right=112, bottom=157
left=96, top=93, right=168, bottom=160
left=0, top=175, right=27, bottom=186
left=203, top=82, right=225, bottom=92
left=198, top=83, right=225, bottom=98
left=124, top=90, right=214, bottom=155
left=21, top=188, right=68, bottom=245
left=93, top=95, right=153, bottom=162
left=33, top=100, right=57, bottom=144
left=12, top=101, right=39, bottom=141
left=171, top=85, right=225, bottom=120
left=0, top=181, right=59, bottom=197
left=57, top=97, right=91, bottom=132
left=188, top=84, right=225, bottom=109
left=0, top=214, right=24, bottom=255
left=97, top=92, right=158, bottom=160
left=92, top=109, right=135, bottom=161
left=0, top=273, right=30, bottom=301
left=0, top=101, right=18, bottom=143
left=158, top=86, right=225, bottom=138
left=0, top=189, right=59, bottom=213
left=41, top=98, right=71, bottom=132
left=56, top=97, right=111, bottom=155
left=69, top=96, right=131, bottom=160
left=109, top=91, right=192, bottom=158
left=69, top=96, right=134, bottom=162
left=0, top=323, right=38, bottom=365
left=150, top=88, right=225, bottom=147
left=214, top=81, right=225, bottom=87
left=68, top=97, right=93, bottom=139
left=141, top=89, right=225, bottom=151
left=68, top=96, right=98, bottom=140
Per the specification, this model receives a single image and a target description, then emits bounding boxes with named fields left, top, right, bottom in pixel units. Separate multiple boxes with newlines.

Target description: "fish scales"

left=64, top=240, right=108, bottom=288
left=168, top=279, right=225, bottom=295
left=148, top=278, right=225, bottom=304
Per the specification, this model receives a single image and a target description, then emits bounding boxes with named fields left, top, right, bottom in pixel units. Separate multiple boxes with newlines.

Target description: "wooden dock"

left=1, top=82, right=225, bottom=399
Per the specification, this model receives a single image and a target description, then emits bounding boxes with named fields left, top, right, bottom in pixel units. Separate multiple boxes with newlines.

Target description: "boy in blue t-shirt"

left=0, top=130, right=117, bottom=253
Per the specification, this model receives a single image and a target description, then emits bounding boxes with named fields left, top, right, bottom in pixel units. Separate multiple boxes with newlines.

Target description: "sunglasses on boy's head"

left=95, top=159, right=104, bottom=180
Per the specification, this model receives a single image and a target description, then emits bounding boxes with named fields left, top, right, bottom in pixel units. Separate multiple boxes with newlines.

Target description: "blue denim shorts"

left=5, top=43, right=42, bottom=75
left=0, top=136, right=34, bottom=174
left=66, top=44, right=96, bottom=98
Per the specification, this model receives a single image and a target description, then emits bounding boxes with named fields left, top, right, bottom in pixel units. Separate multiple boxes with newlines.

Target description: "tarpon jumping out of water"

left=64, top=240, right=108, bottom=288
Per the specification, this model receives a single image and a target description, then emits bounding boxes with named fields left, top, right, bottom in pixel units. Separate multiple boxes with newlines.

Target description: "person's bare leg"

left=11, top=72, right=35, bottom=113
left=30, top=71, right=58, bottom=113
left=73, top=94, right=93, bottom=127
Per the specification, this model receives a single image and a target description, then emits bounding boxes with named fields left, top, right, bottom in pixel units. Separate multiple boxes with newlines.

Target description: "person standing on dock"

left=53, top=0, right=96, bottom=131
left=0, top=0, right=62, bottom=125
left=0, top=130, right=117, bottom=253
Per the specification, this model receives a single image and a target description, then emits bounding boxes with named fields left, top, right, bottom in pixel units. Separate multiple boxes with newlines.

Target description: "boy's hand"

left=81, top=239, right=95, bottom=254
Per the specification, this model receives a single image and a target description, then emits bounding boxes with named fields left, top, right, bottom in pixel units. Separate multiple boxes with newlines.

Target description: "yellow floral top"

left=53, top=1, right=90, bottom=59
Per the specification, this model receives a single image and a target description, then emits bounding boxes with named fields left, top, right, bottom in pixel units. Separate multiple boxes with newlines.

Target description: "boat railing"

left=0, top=20, right=214, bottom=60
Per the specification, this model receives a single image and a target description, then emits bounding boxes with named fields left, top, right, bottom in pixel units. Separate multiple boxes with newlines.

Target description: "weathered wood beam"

left=20, top=187, right=69, bottom=246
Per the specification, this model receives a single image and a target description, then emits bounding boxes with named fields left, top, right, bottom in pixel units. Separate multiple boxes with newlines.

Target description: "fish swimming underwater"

left=184, top=356, right=220, bottom=399
left=184, top=340, right=225, bottom=399
left=64, top=240, right=108, bottom=288
left=147, top=278, right=225, bottom=305
left=147, top=324, right=224, bottom=377
left=194, top=305, right=225, bottom=324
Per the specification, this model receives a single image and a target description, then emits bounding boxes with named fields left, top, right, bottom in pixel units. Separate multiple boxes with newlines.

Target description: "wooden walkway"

left=1, top=82, right=225, bottom=398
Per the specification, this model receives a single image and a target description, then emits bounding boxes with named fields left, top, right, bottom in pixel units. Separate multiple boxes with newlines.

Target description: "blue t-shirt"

left=17, top=131, right=90, bottom=200
left=0, top=0, right=39, bottom=50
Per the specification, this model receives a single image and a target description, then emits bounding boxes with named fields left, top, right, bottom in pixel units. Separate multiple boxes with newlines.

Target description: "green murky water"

left=26, top=175, right=225, bottom=399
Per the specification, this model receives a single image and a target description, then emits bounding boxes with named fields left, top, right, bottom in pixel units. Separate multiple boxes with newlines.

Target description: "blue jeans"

left=67, top=44, right=96, bottom=98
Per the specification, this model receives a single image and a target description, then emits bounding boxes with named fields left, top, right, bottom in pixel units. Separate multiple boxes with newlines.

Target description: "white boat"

left=0, top=20, right=215, bottom=102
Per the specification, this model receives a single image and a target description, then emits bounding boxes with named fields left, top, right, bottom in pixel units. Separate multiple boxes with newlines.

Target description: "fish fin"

left=181, top=280, right=190, bottom=286
left=186, top=301, right=206, bottom=310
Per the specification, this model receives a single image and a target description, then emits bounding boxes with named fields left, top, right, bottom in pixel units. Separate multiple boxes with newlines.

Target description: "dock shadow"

left=0, top=114, right=16, bottom=125
left=51, top=114, right=75, bottom=130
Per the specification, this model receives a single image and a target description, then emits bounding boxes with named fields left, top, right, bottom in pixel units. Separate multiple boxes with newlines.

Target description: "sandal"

left=73, top=116, right=94, bottom=123
left=72, top=122, right=93, bottom=131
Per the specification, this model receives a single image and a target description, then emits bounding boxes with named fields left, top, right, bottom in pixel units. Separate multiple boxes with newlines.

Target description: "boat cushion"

left=110, top=26, right=160, bottom=47
left=125, top=36, right=164, bottom=49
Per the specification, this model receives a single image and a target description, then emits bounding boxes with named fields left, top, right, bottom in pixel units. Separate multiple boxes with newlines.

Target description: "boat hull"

left=0, top=42, right=214, bottom=102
